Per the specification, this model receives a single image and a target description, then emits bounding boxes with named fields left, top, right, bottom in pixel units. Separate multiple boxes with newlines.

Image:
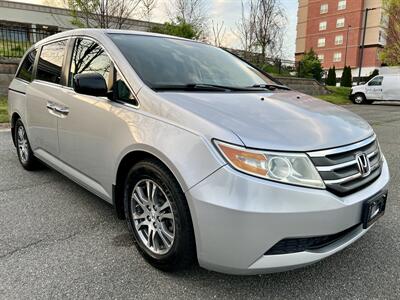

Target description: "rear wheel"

left=14, top=119, right=40, bottom=170
left=124, top=159, right=196, bottom=271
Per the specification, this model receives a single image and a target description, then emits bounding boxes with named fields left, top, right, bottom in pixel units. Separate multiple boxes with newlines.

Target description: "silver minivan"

left=8, top=29, right=390, bottom=275
left=350, top=74, right=400, bottom=104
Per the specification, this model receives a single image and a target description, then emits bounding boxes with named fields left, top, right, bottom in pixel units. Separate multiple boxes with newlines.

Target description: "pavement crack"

left=0, top=239, right=44, bottom=259
left=0, top=223, right=104, bottom=260
left=0, top=180, right=61, bottom=193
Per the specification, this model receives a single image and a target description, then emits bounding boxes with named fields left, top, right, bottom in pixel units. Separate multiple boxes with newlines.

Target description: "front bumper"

left=186, top=159, right=389, bottom=275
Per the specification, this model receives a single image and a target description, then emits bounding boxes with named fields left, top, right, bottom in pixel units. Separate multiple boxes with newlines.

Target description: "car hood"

left=159, top=91, right=373, bottom=151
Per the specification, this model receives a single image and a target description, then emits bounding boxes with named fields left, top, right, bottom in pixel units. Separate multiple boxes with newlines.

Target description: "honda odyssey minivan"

left=8, top=29, right=389, bottom=275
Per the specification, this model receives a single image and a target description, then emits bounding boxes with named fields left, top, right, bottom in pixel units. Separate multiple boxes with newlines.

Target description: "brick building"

left=295, top=0, right=388, bottom=81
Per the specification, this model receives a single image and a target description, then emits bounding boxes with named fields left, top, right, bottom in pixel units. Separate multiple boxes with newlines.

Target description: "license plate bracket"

left=362, top=191, right=387, bottom=229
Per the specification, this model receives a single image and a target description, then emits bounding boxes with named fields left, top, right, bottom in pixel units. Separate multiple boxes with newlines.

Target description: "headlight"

left=214, top=140, right=325, bottom=189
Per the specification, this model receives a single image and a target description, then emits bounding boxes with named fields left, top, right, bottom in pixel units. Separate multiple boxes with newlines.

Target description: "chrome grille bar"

left=307, top=134, right=376, bottom=157
left=316, top=151, right=377, bottom=172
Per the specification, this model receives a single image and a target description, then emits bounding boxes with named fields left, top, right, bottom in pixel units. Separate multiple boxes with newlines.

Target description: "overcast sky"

left=12, top=0, right=298, bottom=59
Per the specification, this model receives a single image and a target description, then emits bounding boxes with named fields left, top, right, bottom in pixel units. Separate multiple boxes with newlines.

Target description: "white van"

left=350, top=74, right=400, bottom=104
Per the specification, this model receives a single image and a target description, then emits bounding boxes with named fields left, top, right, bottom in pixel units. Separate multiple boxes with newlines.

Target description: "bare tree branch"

left=249, top=0, right=287, bottom=61
left=211, top=20, right=226, bottom=47
left=67, top=0, right=143, bottom=29
left=141, top=0, right=157, bottom=22
left=234, top=0, right=256, bottom=53
left=166, top=0, right=208, bottom=30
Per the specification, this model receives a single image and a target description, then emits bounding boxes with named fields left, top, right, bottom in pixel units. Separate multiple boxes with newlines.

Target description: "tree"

left=380, top=0, right=400, bottom=65
left=366, top=69, right=380, bottom=82
left=67, top=0, right=143, bottom=29
left=298, top=49, right=323, bottom=81
left=234, top=0, right=256, bottom=54
left=210, top=20, right=226, bottom=47
left=150, top=18, right=201, bottom=39
left=340, top=66, right=353, bottom=87
left=325, top=66, right=337, bottom=86
left=249, top=0, right=287, bottom=61
left=166, top=0, right=208, bottom=31
left=141, top=0, right=157, bottom=22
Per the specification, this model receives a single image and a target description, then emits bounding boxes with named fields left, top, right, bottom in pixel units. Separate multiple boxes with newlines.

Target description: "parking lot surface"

left=0, top=103, right=399, bottom=299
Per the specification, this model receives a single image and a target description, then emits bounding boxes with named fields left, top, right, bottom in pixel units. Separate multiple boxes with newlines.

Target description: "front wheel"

left=124, top=159, right=196, bottom=271
left=352, top=93, right=367, bottom=104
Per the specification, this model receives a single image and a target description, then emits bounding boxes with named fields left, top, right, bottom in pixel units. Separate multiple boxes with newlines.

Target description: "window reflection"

left=17, top=49, right=36, bottom=82
left=113, top=72, right=138, bottom=106
left=69, top=39, right=111, bottom=88
left=37, top=40, right=66, bottom=84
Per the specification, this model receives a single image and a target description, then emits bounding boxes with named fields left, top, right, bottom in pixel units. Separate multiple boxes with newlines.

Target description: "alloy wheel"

left=131, top=179, right=175, bottom=255
left=17, top=126, right=29, bottom=163
left=354, top=95, right=364, bottom=104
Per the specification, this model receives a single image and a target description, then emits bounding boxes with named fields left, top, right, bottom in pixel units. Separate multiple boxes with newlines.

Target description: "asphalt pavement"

left=0, top=103, right=399, bottom=299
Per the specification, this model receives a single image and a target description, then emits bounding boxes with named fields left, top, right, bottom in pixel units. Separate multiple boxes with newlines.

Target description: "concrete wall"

left=275, top=76, right=329, bottom=96
left=0, top=58, right=18, bottom=96
left=0, top=0, right=159, bottom=31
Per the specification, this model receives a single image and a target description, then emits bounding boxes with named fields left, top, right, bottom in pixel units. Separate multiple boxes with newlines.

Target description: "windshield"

left=109, top=34, right=276, bottom=90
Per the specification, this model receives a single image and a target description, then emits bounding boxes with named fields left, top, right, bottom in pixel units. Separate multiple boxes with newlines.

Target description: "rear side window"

left=16, top=49, right=37, bottom=82
left=69, top=38, right=112, bottom=88
left=36, top=40, right=67, bottom=84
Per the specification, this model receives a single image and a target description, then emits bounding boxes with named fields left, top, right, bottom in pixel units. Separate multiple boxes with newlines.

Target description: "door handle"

left=46, top=101, right=56, bottom=110
left=54, top=106, right=70, bottom=115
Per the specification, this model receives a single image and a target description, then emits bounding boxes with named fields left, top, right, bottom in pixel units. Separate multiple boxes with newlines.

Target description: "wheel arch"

left=10, top=112, right=21, bottom=147
left=113, top=148, right=188, bottom=220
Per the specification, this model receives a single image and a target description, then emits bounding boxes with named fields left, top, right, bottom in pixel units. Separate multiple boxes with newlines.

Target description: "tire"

left=14, top=119, right=40, bottom=171
left=352, top=93, right=367, bottom=104
left=124, top=159, right=196, bottom=271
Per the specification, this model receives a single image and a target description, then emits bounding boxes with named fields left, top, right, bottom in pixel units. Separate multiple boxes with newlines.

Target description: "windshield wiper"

left=152, top=83, right=263, bottom=92
left=250, top=84, right=291, bottom=91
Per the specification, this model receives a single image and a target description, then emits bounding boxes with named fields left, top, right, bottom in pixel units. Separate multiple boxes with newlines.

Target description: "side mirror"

left=73, top=73, right=107, bottom=97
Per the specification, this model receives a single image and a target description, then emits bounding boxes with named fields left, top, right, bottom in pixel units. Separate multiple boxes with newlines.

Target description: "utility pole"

left=357, top=8, right=377, bottom=85
left=344, top=25, right=351, bottom=67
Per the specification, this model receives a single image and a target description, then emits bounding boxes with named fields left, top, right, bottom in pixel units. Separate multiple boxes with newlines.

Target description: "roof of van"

left=34, top=28, right=195, bottom=47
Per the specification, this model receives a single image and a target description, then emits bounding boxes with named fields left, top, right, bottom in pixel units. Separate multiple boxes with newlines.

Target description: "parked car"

left=8, top=29, right=390, bottom=275
left=350, top=74, right=400, bottom=104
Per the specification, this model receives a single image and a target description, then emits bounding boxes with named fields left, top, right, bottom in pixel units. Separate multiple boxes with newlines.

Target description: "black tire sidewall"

left=124, top=160, right=195, bottom=270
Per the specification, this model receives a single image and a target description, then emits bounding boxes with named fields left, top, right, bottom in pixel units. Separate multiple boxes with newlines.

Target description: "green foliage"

left=325, top=66, right=337, bottom=86
left=298, top=49, right=323, bottom=81
left=317, top=86, right=352, bottom=105
left=380, top=0, right=400, bottom=65
left=340, top=66, right=353, bottom=87
left=366, top=69, right=380, bottom=82
left=0, top=97, right=8, bottom=123
left=150, top=18, right=201, bottom=40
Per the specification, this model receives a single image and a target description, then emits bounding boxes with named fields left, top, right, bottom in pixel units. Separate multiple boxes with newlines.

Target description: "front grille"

left=265, top=224, right=360, bottom=255
left=308, top=135, right=383, bottom=196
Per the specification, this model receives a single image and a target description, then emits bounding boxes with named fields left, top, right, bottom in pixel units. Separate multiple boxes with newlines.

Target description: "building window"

left=320, top=4, right=328, bottom=14
left=318, top=38, right=326, bottom=47
left=333, top=52, right=342, bottom=62
left=338, top=0, right=346, bottom=10
left=335, top=35, right=344, bottom=45
left=379, top=30, right=386, bottom=45
left=336, top=18, right=345, bottom=28
left=318, top=54, right=325, bottom=63
left=319, top=21, right=327, bottom=31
